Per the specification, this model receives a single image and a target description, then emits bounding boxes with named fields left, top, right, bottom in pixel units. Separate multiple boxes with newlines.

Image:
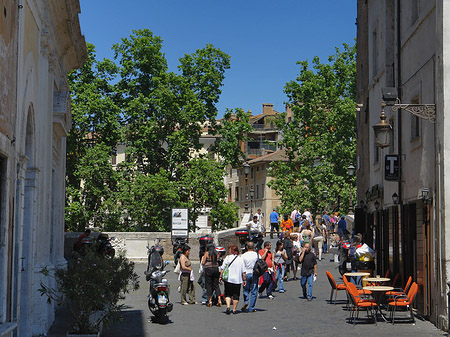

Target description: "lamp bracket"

left=391, top=104, right=436, bottom=123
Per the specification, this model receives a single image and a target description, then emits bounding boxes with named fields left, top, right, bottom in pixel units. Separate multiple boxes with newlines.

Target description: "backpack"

left=295, top=212, right=302, bottom=223
left=253, top=255, right=268, bottom=278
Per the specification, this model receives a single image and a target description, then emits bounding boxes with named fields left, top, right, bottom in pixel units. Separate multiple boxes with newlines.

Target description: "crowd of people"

left=174, top=207, right=349, bottom=313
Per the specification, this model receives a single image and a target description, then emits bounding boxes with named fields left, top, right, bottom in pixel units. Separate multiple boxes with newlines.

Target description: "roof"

left=247, top=148, right=289, bottom=164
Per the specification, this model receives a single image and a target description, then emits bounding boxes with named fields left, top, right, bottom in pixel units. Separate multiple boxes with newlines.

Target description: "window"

left=235, top=187, right=239, bottom=201
left=256, top=185, right=259, bottom=199
left=228, top=188, right=232, bottom=201
left=261, top=184, right=265, bottom=198
left=256, top=166, right=259, bottom=172
left=240, top=187, right=243, bottom=201
left=229, top=169, right=232, bottom=177
left=250, top=167, right=254, bottom=179
left=262, top=164, right=265, bottom=171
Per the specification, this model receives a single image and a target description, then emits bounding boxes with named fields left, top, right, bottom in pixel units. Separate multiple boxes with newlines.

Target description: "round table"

left=363, top=286, right=394, bottom=321
left=344, top=272, right=370, bottom=286
left=365, top=277, right=390, bottom=286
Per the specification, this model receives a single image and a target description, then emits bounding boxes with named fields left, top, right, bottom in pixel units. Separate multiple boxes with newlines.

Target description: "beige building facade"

left=0, top=1, right=85, bottom=336
left=356, top=0, right=450, bottom=329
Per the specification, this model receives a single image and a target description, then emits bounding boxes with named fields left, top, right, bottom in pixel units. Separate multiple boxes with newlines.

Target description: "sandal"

left=217, top=302, right=222, bottom=307
left=207, top=302, right=212, bottom=307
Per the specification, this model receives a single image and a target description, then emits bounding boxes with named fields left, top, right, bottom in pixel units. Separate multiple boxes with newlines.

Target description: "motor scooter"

left=96, top=233, right=115, bottom=258
left=145, top=242, right=173, bottom=323
left=235, top=229, right=264, bottom=253
left=172, top=237, right=187, bottom=266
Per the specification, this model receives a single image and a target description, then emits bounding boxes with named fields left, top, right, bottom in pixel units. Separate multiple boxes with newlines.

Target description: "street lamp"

left=372, top=103, right=393, bottom=148
left=243, top=162, right=250, bottom=214
left=392, top=193, right=399, bottom=205
left=250, top=185, right=254, bottom=215
left=347, top=164, right=355, bottom=215
left=323, top=190, right=328, bottom=199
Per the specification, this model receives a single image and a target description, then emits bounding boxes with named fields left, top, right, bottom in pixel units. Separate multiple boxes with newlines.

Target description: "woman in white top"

left=219, top=245, right=246, bottom=314
left=291, top=233, right=301, bottom=280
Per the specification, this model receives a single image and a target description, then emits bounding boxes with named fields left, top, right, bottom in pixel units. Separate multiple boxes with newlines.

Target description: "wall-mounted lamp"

left=374, top=200, right=380, bottom=210
left=323, top=190, right=328, bottom=199
left=392, top=192, right=399, bottom=205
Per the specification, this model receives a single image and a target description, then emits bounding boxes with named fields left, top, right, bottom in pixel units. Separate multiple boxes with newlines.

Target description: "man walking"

left=258, top=241, right=274, bottom=299
left=298, top=243, right=317, bottom=301
left=241, top=242, right=259, bottom=312
left=269, top=208, right=279, bottom=239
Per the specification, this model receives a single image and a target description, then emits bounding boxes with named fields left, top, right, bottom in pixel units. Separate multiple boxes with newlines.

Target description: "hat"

left=341, top=215, right=345, bottom=219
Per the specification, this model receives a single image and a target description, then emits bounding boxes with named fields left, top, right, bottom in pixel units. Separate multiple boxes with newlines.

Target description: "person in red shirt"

left=75, top=229, right=91, bottom=250
left=258, top=242, right=275, bottom=299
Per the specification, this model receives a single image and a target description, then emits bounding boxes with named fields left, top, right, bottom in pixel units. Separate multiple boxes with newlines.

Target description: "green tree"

left=211, top=108, right=253, bottom=167
left=66, top=44, right=122, bottom=231
left=269, top=43, right=356, bottom=216
left=112, top=29, right=230, bottom=177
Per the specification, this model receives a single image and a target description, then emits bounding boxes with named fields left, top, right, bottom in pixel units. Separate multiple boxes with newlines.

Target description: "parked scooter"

left=235, top=229, right=264, bottom=253
left=145, top=242, right=173, bottom=323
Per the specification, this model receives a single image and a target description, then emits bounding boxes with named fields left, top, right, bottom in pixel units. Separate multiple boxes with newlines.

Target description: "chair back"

left=346, top=282, right=360, bottom=303
left=407, top=282, right=418, bottom=304
left=326, top=270, right=337, bottom=290
left=392, top=273, right=401, bottom=287
left=384, top=269, right=390, bottom=278
left=403, top=276, right=412, bottom=293
left=343, top=274, right=349, bottom=287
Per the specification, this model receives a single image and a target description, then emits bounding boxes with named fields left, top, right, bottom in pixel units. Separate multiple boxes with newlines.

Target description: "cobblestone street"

left=50, top=251, right=445, bottom=337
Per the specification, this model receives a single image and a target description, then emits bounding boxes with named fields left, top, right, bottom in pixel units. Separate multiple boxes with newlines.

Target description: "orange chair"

left=386, top=276, right=412, bottom=300
left=343, top=275, right=372, bottom=296
left=388, top=282, right=418, bottom=324
left=326, top=270, right=346, bottom=304
left=346, top=282, right=377, bottom=325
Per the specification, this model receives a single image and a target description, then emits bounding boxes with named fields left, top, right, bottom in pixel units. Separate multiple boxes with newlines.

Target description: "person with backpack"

left=258, top=241, right=275, bottom=299
left=291, top=207, right=300, bottom=228
left=282, top=231, right=294, bottom=281
left=300, top=220, right=313, bottom=245
left=241, top=242, right=259, bottom=312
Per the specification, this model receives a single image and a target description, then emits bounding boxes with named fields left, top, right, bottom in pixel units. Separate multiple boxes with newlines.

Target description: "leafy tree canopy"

left=269, top=43, right=357, bottom=216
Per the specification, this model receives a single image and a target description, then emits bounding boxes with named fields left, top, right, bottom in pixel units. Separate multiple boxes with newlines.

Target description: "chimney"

left=248, top=109, right=252, bottom=116
left=262, top=103, right=274, bottom=114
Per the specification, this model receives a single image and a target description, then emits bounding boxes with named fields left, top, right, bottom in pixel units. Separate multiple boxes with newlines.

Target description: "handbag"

left=222, top=255, right=238, bottom=282
left=174, top=261, right=181, bottom=274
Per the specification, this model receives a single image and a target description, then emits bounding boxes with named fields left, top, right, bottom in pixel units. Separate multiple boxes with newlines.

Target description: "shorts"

left=224, top=281, right=241, bottom=300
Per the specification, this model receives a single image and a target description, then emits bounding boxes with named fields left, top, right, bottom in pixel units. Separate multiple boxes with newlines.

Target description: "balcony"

left=251, top=124, right=277, bottom=132
left=246, top=142, right=278, bottom=157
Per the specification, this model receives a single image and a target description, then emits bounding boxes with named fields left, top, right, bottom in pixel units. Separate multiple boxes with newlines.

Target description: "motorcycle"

left=145, top=242, right=173, bottom=323
left=235, top=229, right=264, bottom=253
left=172, top=237, right=187, bottom=266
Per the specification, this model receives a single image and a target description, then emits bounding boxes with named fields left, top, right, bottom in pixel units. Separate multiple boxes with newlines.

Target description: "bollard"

left=447, top=282, right=450, bottom=332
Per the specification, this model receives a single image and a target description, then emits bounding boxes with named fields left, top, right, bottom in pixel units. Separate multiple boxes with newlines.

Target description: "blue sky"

left=79, top=0, right=356, bottom=117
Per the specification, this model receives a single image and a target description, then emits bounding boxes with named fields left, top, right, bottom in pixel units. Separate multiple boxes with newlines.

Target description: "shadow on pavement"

left=103, top=310, right=146, bottom=337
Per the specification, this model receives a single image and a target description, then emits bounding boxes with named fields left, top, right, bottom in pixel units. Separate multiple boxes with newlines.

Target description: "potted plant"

left=39, top=247, right=139, bottom=336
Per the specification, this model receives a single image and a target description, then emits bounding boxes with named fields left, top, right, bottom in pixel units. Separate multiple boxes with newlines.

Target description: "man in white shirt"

left=241, top=242, right=259, bottom=312
left=303, top=208, right=313, bottom=223
left=291, top=207, right=299, bottom=228
left=247, top=215, right=263, bottom=233
left=254, top=209, right=264, bottom=228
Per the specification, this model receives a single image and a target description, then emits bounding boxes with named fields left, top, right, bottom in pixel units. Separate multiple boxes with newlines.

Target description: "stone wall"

left=65, top=227, right=245, bottom=263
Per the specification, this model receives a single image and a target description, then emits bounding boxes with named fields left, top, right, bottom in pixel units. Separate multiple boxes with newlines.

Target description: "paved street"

left=49, top=246, right=446, bottom=337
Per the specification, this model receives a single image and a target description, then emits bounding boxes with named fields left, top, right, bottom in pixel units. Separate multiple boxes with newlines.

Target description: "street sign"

left=385, top=155, right=400, bottom=181
left=171, top=208, right=189, bottom=238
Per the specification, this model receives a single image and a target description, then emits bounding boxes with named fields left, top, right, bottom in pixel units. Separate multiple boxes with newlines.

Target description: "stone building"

left=356, top=0, right=449, bottom=329
left=0, top=1, right=86, bottom=336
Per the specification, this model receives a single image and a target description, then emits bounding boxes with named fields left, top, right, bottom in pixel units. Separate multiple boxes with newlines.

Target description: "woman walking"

left=273, top=240, right=288, bottom=293
left=201, top=244, right=222, bottom=307
left=179, top=245, right=197, bottom=305
left=313, top=217, right=326, bottom=261
left=282, top=231, right=294, bottom=281
left=300, top=220, right=313, bottom=246
left=219, top=245, right=246, bottom=314
left=291, top=233, right=301, bottom=280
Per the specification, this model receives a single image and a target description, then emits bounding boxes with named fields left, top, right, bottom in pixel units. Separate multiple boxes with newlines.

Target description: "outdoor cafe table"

left=344, top=272, right=370, bottom=286
left=364, top=277, right=390, bottom=286
left=363, top=286, right=394, bottom=322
